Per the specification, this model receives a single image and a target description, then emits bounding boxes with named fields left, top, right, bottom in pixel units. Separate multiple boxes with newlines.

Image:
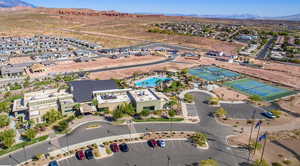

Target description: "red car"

left=110, top=143, right=120, bottom=152
left=148, top=139, right=157, bottom=148
left=76, top=150, right=85, bottom=160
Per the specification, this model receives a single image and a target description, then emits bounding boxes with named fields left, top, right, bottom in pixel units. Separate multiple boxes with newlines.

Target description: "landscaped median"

left=132, top=117, right=184, bottom=123
left=0, top=135, right=48, bottom=156
left=18, top=131, right=208, bottom=166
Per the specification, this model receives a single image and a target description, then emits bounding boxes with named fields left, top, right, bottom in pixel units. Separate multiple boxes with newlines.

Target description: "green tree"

left=42, top=109, right=63, bottom=124
left=140, top=109, right=150, bottom=117
left=251, top=159, right=270, bottom=166
left=214, top=107, right=228, bottom=118
left=112, top=109, right=123, bottom=120
left=121, top=103, right=136, bottom=116
left=191, top=132, right=207, bottom=147
left=23, top=128, right=37, bottom=140
left=184, top=94, right=194, bottom=103
left=73, top=103, right=81, bottom=111
left=0, top=102, right=10, bottom=113
left=168, top=110, right=176, bottom=117
left=208, top=97, right=219, bottom=105
left=0, top=129, right=16, bottom=148
left=54, top=121, right=69, bottom=132
left=0, top=114, right=10, bottom=128
left=200, top=159, right=219, bottom=166
left=92, top=99, right=98, bottom=106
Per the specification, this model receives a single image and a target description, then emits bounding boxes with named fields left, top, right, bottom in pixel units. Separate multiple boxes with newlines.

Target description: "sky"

left=26, top=0, right=300, bottom=17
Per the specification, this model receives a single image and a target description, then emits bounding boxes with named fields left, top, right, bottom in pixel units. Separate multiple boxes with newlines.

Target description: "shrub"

left=140, top=110, right=150, bottom=117
left=184, top=94, right=194, bottom=103
left=272, top=163, right=283, bottom=166
left=214, top=107, right=228, bottom=118
left=249, top=95, right=263, bottom=102
left=270, top=110, right=282, bottom=118
left=191, top=132, right=207, bottom=147
left=282, top=160, right=292, bottom=165
left=200, top=159, right=219, bottom=166
left=105, top=147, right=112, bottom=154
left=0, top=115, right=10, bottom=128
left=208, top=97, right=219, bottom=105
left=251, top=159, right=270, bottom=166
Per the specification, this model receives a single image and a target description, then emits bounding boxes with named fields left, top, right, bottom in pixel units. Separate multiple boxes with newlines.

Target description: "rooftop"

left=129, top=89, right=160, bottom=103
left=69, top=80, right=118, bottom=103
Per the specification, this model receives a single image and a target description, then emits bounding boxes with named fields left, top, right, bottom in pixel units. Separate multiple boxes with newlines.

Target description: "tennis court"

left=224, top=78, right=295, bottom=101
left=189, top=66, right=240, bottom=81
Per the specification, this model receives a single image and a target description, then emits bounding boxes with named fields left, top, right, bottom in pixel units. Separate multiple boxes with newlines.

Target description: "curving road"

left=0, top=92, right=249, bottom=166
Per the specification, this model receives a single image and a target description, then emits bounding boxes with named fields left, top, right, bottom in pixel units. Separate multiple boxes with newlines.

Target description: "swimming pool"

left=135, top=77, right=172, bottom=88
left=189, top=66, right=240, bottom=81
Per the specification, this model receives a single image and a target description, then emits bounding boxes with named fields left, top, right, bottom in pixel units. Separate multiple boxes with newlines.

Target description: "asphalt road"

left=0, top=92, right=249, bottom=166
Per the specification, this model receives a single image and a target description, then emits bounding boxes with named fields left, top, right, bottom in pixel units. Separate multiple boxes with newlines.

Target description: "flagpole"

left=247, top=119, right=255, bottom=161
left=260, top=133, right=268, bottom=164
left=254, top=121, right=262, bottom=155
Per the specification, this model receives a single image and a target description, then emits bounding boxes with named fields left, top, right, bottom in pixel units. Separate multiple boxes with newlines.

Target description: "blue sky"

left=26, top=0, right=300, bottom=17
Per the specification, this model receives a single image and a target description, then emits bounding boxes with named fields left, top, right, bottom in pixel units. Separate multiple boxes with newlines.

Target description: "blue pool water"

left=135, top=77, right=172, bottom=88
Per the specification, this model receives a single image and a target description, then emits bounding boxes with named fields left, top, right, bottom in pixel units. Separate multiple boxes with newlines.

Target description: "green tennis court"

left=224, top=78, right=296, bottom=101
left=189, top=66, right=241, bottom=81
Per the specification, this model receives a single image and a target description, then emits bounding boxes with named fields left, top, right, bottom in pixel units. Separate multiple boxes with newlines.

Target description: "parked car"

left=157, top=140, right=166, bottom=148
left=262, top=112, right=276, bottom=119
left=119, top=143, right=129, bottom=152
left=85, top=149, right=94, bottom=160
left=148, top=139, right=157, bottom=148
left=49, top=160, right=59, bottom=166
left=110, top=143, right=120, bottom=152
left=76, top=150, right=85, bottom=160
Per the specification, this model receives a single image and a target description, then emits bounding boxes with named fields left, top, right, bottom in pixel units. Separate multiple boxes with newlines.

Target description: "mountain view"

left=0, top=0, right=35, bottom=8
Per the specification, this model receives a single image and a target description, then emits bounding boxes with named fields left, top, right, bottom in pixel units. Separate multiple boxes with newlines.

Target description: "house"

left=12, top=89, right=76, bottom=123
left=30, top=64, right=46, bottom=73
left=206, top=51, right=224, bottom=57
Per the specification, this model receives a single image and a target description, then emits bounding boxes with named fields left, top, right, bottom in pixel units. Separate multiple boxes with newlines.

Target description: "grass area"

left=0, top=135, right=48, bottom=156
left=133, top=117, right=184, bottom=122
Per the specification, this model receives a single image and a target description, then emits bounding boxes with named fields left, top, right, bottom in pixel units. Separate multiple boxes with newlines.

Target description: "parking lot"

left=59, top=139, right=246, bottom=166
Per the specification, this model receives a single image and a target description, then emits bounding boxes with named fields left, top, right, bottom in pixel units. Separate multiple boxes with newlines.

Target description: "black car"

left=85, top=149, right=94, bottom=160
left=119, top=143, right=129, bottom=152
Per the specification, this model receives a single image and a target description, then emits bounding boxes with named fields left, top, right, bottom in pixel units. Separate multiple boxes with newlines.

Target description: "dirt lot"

left=9, top=56, right=34, bottom=64
left=28, top=56, right=167, bottom=78
left=228, top=130, right=300, bottom=166
left=278, top=94, right=300, bottom=114
left=212, top=87, right=248, bottom=101
left=89, top=60, right=199, bottom=80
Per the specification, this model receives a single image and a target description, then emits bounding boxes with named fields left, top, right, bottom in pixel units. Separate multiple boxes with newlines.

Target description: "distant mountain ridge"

left=0, top=0, right=35, bottom=8
left=135, top=12, right=300, bottom=21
